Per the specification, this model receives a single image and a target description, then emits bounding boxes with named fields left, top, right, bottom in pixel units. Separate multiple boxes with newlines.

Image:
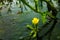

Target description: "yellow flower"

left=32, top=17, right=39, bottom=25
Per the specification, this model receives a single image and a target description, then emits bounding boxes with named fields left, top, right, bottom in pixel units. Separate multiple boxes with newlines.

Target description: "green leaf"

left=26, top=25, right=33, bottom=30
left=48, top=12, right=55, bottom=18
left=32, top=32, right=36, bottom=38
left=30, top=31, right=34, bottom=36
left=42, top=12, right=47, bottom=24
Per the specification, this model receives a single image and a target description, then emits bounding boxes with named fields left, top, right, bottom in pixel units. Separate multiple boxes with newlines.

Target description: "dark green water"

left=0, top=7, right=60, bottom=40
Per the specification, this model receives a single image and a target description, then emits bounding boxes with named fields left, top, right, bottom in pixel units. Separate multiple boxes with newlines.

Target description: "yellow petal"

left=32, top=17, right=39, bottom=24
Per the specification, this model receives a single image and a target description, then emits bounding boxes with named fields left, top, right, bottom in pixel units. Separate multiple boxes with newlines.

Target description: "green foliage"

left=26, top=25, right=33, bottom=30
left=26, top=24, right=37, bottom=38
left=41, top=12, right=47, bottom=24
